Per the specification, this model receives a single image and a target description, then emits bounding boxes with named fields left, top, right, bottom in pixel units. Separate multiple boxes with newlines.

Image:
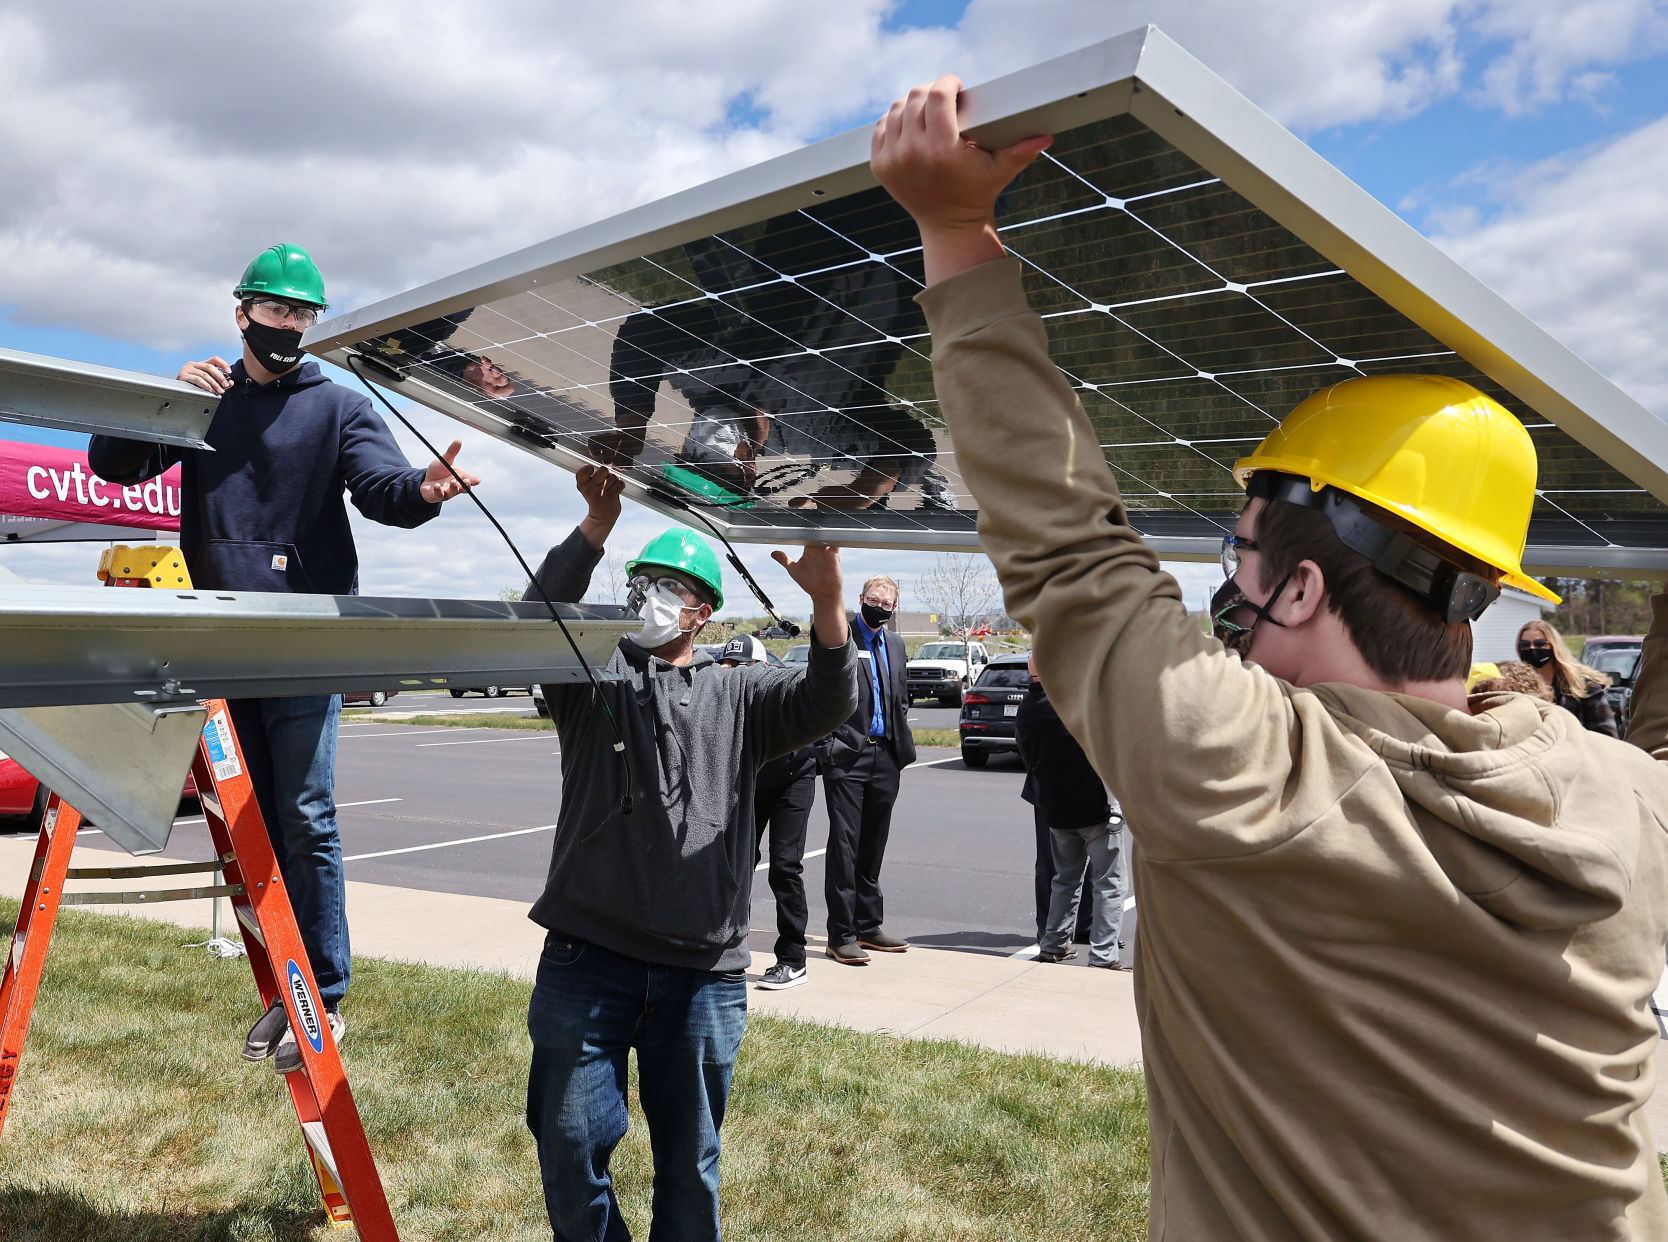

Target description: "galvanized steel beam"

left=0, top=587, right=636, bottom=708
left=0, top=346, right=219, bottom=449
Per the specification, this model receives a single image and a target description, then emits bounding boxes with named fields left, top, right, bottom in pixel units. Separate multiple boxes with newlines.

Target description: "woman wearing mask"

left=1516, top=620, right=1618, bottom=737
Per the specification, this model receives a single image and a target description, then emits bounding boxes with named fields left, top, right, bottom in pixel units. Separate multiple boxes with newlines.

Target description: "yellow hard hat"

left=1233, top=374, right=1559, bottom=605
left=1466, top=661, right=1501, bottom=691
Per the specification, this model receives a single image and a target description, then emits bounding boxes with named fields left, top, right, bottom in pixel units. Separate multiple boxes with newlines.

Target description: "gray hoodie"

left=524, top=528, right=858, bottom=971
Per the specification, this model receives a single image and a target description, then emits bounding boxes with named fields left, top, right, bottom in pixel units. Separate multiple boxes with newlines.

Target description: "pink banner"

left=0, top=440, right=180, bottom=531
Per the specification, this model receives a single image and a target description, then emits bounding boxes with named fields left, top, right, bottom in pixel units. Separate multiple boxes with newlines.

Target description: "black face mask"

left=861, top=602, right=893, bottom=630
left=242, top=319, right=305, bottom=374
left=1209, top=574, right=1290, bottom=658
left=1517, top=646, right=1554, bottom=668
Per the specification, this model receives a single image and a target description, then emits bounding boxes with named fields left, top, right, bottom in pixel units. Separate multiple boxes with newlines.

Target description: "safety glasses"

left=1220, top=533, right=1258, bottom=578
left=243, top=298, right=323, bottom=329
left=625, top=573, right=699, bottom=612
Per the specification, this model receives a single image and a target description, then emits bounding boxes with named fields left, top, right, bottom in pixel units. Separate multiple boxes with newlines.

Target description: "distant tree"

left=583, top=546, right=628, bottom=606
left=1540, top=576, right=1659, bottom=639
left=917, top=553, right=1002, bottom=652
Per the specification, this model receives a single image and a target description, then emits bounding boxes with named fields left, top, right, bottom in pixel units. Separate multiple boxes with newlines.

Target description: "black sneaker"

left=825, top=941, right=870, bottom=966
left=273, top=1009, right=345, bottom=1075
left=757, top=962, right=807, bottom=990
left=241, top=999, right=288, bottom=1062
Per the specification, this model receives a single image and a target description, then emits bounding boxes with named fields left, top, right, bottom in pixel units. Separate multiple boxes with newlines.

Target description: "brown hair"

left=860, top=574, right=900, bottom=603
left=1472, top=660, right=1554, bottom=701
left=1253, top=496, right=1490, bottom=683
left=1516, top=619, right=1607, bottom=696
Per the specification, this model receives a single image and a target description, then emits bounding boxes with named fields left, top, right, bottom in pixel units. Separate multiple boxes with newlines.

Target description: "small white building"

left=1471, top=586, right=1557, bottom=663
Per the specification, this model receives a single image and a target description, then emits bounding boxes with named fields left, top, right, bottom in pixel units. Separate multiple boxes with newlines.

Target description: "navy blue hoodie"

left=89, top=360, right=438, bottom=594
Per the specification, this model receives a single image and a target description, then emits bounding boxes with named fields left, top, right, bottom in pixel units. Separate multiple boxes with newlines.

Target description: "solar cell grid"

left=313, top=28, right=1668, bottom=567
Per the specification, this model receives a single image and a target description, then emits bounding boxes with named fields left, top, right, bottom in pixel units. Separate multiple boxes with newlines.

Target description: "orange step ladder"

left=0, top=546, right=399, bottom=1237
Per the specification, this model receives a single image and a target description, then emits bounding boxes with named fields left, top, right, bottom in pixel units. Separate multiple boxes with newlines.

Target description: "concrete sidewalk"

left=0, top=834, right=1142, bottom=1070
left=3, top=832, right=1663, bottom=1151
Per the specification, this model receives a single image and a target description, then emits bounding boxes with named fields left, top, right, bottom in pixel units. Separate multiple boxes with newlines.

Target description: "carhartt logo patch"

left=271, top=554, right=288, bottom=571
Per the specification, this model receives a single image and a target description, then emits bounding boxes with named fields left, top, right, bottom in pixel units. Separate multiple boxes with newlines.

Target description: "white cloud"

left=1, top=0, right=1663, bottom=604
left=3, top=0, right=1659, bottom=349
left=1431, top=114, right=1668, bottom=416
left=1466, top=0, right=1668, bottom=115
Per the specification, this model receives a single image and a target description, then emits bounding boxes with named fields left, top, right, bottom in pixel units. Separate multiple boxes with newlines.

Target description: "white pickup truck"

left=906, top=640, right=991, bottom=707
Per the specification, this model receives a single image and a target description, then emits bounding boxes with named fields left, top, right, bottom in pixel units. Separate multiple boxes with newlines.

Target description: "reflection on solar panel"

left=307, top=26, right=1668, bottom=572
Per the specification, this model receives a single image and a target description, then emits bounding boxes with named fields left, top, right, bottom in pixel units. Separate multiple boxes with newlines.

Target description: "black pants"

left=822, top=739, right=902, bottom=946
left=754, top=774, right=814, bottom=967
left=1033, top=802, right=1093, bottom=945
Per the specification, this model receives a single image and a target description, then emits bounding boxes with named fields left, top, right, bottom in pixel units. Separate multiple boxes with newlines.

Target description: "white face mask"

left=633, top=584, right=699, bottom=650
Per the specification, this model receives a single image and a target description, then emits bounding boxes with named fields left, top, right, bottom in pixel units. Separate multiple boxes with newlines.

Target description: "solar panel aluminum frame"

left=306, top=24, right=1668, bottom=572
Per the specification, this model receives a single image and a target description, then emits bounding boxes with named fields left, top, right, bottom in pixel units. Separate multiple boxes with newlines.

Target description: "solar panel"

left=307, top=26, right=1668, bottom=574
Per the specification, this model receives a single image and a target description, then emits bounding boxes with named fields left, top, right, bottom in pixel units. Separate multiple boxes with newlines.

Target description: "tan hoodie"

left=919, top=256, right=1668, bottom=1240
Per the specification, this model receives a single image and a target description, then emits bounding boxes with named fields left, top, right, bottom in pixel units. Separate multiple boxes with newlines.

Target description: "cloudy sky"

left=2, top=0, right=1665, bottom=618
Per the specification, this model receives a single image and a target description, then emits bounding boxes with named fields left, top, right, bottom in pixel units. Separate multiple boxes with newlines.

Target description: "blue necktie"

left=868, top=628, right=887, bottom=739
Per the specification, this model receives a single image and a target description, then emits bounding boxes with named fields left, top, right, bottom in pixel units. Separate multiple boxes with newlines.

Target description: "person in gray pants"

left=1014, top=656, right=1128, bottom=969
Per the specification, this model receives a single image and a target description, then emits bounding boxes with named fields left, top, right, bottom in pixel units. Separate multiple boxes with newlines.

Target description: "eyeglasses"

left=625, top=573, right=700, bottom=611
left=243, top=298, right=323, bottom=329
left=1220, top=534, right=1258, bottom=578
left=859, top=594, right=897, bottom=608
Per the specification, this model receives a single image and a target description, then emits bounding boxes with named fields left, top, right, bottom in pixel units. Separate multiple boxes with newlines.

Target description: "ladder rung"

left=301, top=1121, right=341, bottom=1186
left=233, top=903, right=267, bottom=947
left=66, top=860, right=223, bottom=881
left=59, top=882, right=245, bottom=906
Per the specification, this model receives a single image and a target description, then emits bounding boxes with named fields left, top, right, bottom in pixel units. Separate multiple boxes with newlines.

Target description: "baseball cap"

left=720, top=635, right=768, bottom=665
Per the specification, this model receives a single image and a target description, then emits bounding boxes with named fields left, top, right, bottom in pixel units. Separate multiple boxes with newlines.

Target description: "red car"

left=0, top=751, right=198, bottom=832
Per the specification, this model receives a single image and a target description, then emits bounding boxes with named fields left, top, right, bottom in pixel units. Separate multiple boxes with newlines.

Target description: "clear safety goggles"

left=625, top=573, right=700, bottom=613
left=1220, top=534, right=1258, bottom=578
left=243, top=298, right=323, bottom=329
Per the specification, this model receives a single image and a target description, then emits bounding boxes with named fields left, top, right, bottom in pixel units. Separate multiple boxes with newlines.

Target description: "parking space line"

left=169, top=796, right=404, bottom=828
left=906, top=756, right=964, bottom=770
left=414, top=734, right=553, bottom=748
left=756, top=847, right=826, bottom=873
left=339, top=730, right=452, bottom=739
left=344, top=823, right=557, bottom=861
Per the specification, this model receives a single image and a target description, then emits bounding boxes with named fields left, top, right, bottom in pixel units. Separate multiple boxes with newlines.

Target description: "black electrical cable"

left=344, top=353, right=634, bottom=815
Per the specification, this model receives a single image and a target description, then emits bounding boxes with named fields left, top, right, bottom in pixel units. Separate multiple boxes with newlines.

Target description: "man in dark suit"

left=816, top=573, right=917, bottom=964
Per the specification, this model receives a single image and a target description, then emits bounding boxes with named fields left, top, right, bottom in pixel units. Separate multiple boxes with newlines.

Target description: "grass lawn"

left=0, top=902, right=1150, bottom=1241
left=341, top=711, right=552, bottom=731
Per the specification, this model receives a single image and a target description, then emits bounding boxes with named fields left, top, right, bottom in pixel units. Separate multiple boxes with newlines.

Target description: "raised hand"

left=772, top=544, right=843, bottom=603
left=576, top=463, right=625, bottom=549
left=420, top=440, right=481, bottom=503
left=774, top=544, right=848, bottom=648
left=871, top=74, right=1053, bottom=286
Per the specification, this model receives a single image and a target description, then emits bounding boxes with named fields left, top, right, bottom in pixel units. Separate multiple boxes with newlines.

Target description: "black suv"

left=957, top=654, right=1032, bottom=768
left=1581, top=636, right=1643, bottom=733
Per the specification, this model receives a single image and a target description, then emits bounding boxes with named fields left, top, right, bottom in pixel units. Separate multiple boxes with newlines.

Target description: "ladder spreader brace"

left=0, top=546, right=399, bottom=1238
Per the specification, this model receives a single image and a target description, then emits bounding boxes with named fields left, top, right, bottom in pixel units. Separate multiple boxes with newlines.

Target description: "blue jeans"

left=228, top=695, right=348, bottom=1008
left=527, top=932, right=747, bottom=1242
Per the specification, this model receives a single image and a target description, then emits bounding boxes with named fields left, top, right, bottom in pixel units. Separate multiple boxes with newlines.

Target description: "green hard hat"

left=627, top=527, right=724, bottom=610
left=234, top=243, right=328, bottom=308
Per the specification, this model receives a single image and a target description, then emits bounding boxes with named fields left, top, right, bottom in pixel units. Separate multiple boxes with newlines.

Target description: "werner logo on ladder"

left=0, top=545, right=399, bottom=1238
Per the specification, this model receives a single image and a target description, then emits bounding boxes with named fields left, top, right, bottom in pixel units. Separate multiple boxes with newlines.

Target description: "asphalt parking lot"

left=119, top=692, right=1042, bottom=956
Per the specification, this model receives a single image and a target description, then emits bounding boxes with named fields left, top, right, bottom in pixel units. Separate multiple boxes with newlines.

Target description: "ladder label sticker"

left=203, top=710, right=242, bottom=783
left=287, top=961, right=325, bottom=1055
